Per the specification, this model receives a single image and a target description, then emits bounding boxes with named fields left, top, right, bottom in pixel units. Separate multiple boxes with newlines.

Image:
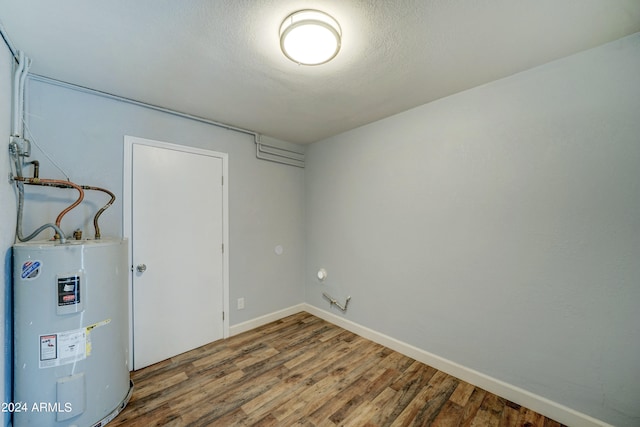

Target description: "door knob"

left=136, top=264, right=147, bottom=273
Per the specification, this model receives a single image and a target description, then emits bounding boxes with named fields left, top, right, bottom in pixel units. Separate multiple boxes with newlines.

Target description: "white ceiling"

left=1, top=1, right=639, bottom=144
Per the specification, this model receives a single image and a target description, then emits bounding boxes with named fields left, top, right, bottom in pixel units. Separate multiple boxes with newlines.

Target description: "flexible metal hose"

left=81, top=186, right=116, bottom=239
left=15, top=180, right=67, bottom=243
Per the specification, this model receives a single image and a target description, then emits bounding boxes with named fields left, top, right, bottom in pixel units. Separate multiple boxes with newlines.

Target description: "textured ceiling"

left=1, top=0, right=639, bottom=144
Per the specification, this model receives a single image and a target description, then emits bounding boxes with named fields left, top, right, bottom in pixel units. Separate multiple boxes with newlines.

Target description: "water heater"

left=12, top=238, right=132, bottom=427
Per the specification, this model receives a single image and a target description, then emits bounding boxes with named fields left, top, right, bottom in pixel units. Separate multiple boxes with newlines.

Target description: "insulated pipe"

left=12, top=51, right=24, bottom=136
left=81, top=185, right=116, bottom=239
left=254, top=134, right=305, bottom=168
left=17, top=56, right=30, bottom=138
left=255, top=141, right=305, bottom=168
left=258, top=144, right=305, bottom=162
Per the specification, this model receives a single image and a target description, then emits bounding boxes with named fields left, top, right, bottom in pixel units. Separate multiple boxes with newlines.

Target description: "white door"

left=124, top=136, right=228, bottom=370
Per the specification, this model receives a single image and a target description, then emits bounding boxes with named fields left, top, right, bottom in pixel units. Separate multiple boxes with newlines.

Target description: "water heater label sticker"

left=38, top=328, right=87, bottom=369
left=21, top=260, right=42, bottom=280
left=39, top=335, right=56, bottom=361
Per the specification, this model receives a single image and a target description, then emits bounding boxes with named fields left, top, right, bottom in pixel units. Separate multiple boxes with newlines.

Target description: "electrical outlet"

left=237, top=297, right=245, bottom=310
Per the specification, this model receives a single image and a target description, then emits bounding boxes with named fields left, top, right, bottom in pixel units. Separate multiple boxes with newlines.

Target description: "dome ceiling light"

left=279, top=10, right=342, bottom=65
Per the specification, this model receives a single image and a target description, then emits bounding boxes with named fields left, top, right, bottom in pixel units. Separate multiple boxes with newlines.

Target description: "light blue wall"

left=305, top=34, right=640, bottom=427
left=0, top=40, right=15, bottom=427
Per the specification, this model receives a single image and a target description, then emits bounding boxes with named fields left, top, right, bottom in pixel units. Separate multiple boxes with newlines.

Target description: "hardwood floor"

left=110, top=312, right=565, bottom=426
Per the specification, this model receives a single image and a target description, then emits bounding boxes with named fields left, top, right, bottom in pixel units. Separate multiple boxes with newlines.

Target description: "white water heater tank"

left=12, top=238, right=132, bottom=427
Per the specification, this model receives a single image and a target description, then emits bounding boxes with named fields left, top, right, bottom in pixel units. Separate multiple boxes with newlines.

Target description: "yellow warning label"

left=85, top=319, right=111, bottom=356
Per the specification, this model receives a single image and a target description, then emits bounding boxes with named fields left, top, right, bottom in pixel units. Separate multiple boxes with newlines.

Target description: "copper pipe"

left=81, top=185, right=116, bottom=239
left=15, top=177, right=85, bottom=230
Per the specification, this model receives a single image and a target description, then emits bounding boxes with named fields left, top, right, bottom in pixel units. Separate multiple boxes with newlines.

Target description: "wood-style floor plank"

left=110, top=312, right=567, bottom=427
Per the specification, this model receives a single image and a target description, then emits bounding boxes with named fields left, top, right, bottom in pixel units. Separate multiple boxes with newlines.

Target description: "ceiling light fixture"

left=280, top=10, right=341, bottom=65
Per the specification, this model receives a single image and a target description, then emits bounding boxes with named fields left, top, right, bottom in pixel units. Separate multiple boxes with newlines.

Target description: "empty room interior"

left=1, top=1, right=639, bottom=426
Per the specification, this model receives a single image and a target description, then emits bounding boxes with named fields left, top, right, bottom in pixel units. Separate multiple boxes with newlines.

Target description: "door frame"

left=123, top=135, right=230, bottom=370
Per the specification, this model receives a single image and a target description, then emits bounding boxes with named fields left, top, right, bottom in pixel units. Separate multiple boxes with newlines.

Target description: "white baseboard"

left=229, top=303, right=611, bottom=427
left=229, top=303, right=306, bottom=337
